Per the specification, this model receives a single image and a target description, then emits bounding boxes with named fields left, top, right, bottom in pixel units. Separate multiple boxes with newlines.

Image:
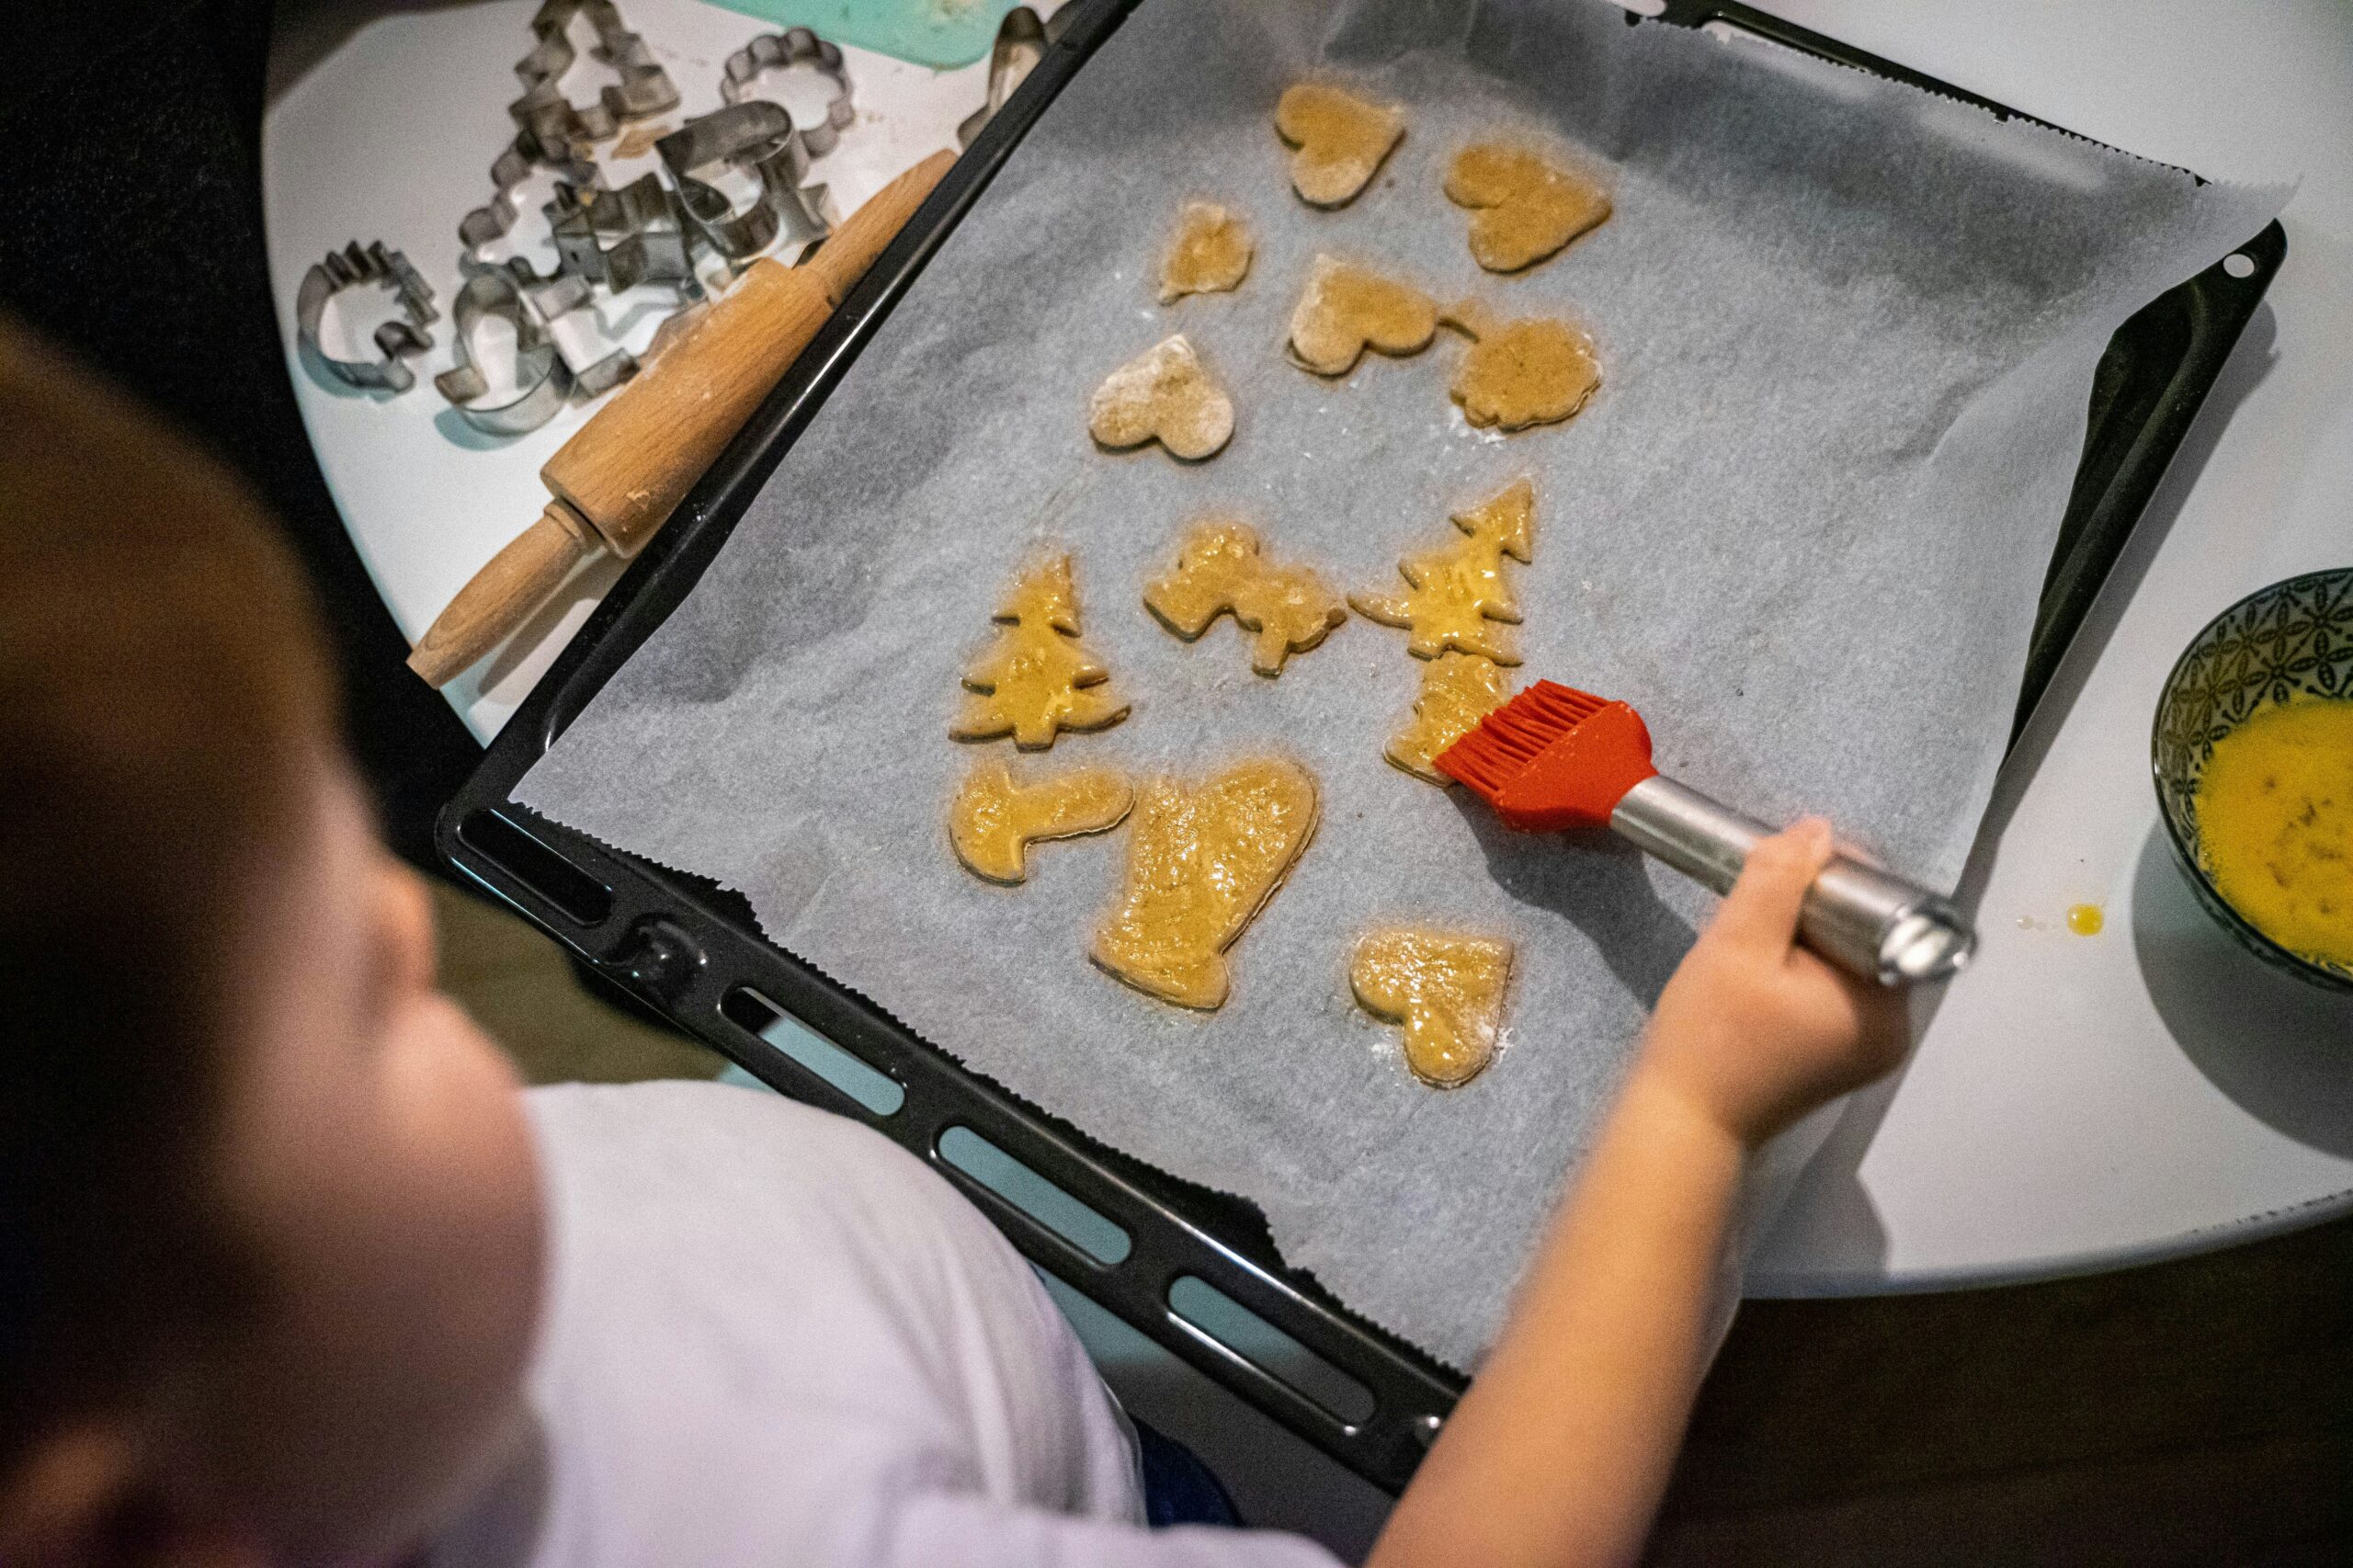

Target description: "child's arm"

left=1368, top=819, right=1909, bottom=1568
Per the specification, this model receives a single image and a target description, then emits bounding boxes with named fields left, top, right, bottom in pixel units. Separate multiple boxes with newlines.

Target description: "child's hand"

left=1637, top=818, right=1910, bottom=1149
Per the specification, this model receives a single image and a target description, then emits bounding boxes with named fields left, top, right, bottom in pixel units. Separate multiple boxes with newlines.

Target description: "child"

left=0, top=323, right=1904, bottom=1568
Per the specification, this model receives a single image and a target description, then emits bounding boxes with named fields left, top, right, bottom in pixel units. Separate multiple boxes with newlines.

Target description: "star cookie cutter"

left=547, top=172, right=698, bottom=293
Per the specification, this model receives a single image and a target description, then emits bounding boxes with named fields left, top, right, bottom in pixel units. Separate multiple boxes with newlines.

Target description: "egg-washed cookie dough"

left=1444, top=142, right=1611, bottom=273
left=949, top=759, right=1134, bottom=884
left=1091, top=757, right=1319, bottom=1010
left=1351, top=926, right=1514, bottom=1088
left=1160, top=201, right=1254, bottom=302
left=1274, top=82, right=1404, bottom=208
left=1386, top=651, right=1516, bottom=784
left=1144, top=517, right=1347, bottom=676
left=1288, top=256, right=1438, bottom=377
left=1443, top=301, right=1602, bottom=432
left=1351, top=477, right=1536, bottom=665
left=1088, top=334, right=1234, bottom=460
left=950, top=554, right=1131, bottom=749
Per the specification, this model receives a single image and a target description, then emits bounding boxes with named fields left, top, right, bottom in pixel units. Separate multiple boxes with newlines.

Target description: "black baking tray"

left=435, top=0, right=2283, bottom=1494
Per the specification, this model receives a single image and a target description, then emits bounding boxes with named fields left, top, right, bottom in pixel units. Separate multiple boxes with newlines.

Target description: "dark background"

left=5, top=0, right=480, bottom=868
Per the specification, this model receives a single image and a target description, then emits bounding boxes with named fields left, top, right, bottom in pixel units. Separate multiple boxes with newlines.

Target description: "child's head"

left=0, top=324, right=544, bottom=1565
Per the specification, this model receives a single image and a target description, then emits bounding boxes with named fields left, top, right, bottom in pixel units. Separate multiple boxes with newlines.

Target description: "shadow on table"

left=2130, top=824, right=2353, bottom=1160
left=478, top=545, right=631, bottom=694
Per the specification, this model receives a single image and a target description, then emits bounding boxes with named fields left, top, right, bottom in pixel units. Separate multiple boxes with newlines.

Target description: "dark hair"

left=0, top=320, right=335, bottom=1472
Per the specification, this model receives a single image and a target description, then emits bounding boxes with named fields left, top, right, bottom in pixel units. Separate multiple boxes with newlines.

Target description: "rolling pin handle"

left=406, top=503, right=598, bottom=688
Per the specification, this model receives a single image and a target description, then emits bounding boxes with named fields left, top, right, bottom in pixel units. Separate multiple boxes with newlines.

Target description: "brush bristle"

left=1437, top=681, right=1606, bottom=800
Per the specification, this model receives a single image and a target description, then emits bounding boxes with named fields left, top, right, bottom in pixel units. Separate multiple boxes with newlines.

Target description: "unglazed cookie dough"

left=1274, top=82, right=1404, bottom=208
left=1160, top=201, right=1254, bottom=302
left=1287, top=256, right=1438, bottom=377
left=1088, top=334, right=1235, bottom=460
left=1444, top=142, right=1611, bottom=272
left=1351, top=477, right=1536, bottom=665
left=1091, top=758, right=1319, bottom=1010
left=949, top=759, right=1134, bottom=884
left=1144, top=517, right=1347, bottom=676
left=1351, top=927, right=1515, bottom=1088
left=1386, top=652, right=1516, bottom=784
left=1443, top=301, right=1602, bottom=432
left=950, top=554, right=1131, bottom=749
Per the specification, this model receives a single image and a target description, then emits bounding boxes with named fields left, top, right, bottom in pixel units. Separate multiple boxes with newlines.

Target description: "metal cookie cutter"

left=720, top=27, right=855, bottom=153
left=295, top=241, right=438, bottom=392
left=491, top=257, right=646, bottom=398
left=548, top=173, right=697, bottom=292
left=432, top=267, right=574, bottom=435
left=957, top=7, right=1048, bottom=149
left=508, top=0, right=679, bottom=165
left=459, top=136, right=598, bottom=255
left=657, top=100, right=830, bottom=262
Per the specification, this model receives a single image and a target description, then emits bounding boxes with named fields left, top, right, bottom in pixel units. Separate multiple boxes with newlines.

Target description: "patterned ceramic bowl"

left=2151, top=566, right=2353, bottom=992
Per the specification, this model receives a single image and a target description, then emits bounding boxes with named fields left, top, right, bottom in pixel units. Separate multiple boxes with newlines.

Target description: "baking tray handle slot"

left=937, top=1125, right=1132, bottom=1267
left=1166, top=1275, right=1378, bottom=1430
left=455, top=809, right=613, bottom=926
left=722, top=986, right=906, bottom=1117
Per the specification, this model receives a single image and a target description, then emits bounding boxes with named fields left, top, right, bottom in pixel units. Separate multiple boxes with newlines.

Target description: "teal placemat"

left=707, top=0, right=1019, bottom=69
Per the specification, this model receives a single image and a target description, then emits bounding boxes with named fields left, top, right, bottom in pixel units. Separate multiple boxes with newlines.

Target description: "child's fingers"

left=1710, top=817, right=1836, bottom=955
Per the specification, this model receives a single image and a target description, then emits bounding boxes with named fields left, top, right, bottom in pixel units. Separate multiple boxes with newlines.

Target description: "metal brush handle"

left=1610, top=776, right=1975, bottom=985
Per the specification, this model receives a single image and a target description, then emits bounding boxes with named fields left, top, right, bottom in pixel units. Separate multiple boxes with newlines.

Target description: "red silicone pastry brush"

left=1437, top=681, right=1975, bottom=985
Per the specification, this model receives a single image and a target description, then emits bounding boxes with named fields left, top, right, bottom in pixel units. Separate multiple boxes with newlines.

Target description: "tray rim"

left=437, top=0, right=2286, bottom=1494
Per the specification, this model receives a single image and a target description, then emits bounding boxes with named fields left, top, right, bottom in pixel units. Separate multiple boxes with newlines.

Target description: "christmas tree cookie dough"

left=1274, top=82, right=1404, bottom=208
left=1443, top=301, right=1602, bottom=432
left=1351, top=477, right=1536, bottom=665
left=1160, top=202, right=1254, bottom=302
left=949, top=760, right=1133, bottom=884
left=950, top=554, right=1130, bottom=749
left=1089, top=334, right=1234, bottom=460
left=1288, top=256, right=1438, bottom=377
left=1091, top=758, right=1319, bottom=1010
left=1144, top=518, right=1347, bottom=676
left=1386, top=652, right=1516, bottom=784
left=1351, top=927, right=1514, bottom=1088
left=1444, top=142, right=1610, bottom=273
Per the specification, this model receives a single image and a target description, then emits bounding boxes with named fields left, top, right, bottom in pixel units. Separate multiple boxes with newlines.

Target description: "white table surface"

left=264, top=0, right=2353, bottom=1297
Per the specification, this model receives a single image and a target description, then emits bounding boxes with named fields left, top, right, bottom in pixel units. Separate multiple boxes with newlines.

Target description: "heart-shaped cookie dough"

left=1088, top=334, right=1235, bottom=460
left=1445, top=142, right=1610, bottom=273
left=1274, top=82, right=1404, bottom=208
left=1287, top=256, right=1438, bottom=377
left=1160, top=201, right=1254, bottom=302
left=1351, top=926, right=1515, bottom=1088
left=1442, top=301, right=1601, bottom=432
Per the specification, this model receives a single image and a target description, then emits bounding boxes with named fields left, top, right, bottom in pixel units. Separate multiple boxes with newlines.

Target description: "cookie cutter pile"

left=312, top=1, right=857, bottom=437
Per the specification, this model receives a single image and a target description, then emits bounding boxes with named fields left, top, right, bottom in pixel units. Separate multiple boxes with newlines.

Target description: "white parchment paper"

left=516, top=0, right=2281, bottom=1368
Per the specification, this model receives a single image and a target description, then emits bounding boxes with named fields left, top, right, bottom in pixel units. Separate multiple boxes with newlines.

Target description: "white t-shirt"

left=427, top=1081, right=1343, bottom=1568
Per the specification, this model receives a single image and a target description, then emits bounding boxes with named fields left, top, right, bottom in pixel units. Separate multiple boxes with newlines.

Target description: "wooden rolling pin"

left=408, top=150, right=956, bottom=687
